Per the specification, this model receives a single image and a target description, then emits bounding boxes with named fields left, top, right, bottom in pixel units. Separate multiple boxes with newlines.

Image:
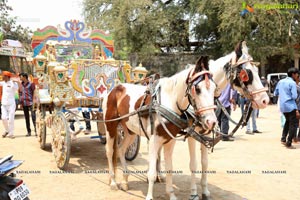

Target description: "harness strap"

left=156, top=111, right=186, bottom=141
left=251, top=88, right=268, bottom=95
left=155, top=104, right=189, bottom=129
left=195, top=105, right=217, bottom=116
left=215, top=99, right=238, bottom=125
left=137, top=111, right=150, bottom=140
left=229, top=101, right=253, bottom=136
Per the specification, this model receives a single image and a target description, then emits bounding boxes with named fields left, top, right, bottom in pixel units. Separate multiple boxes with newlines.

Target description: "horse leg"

left=147, top=139, right=163, bottom=183
left=118, top=131, right=136, bottom=191
left=146, top=135, right=164, bottom=200
left=164, top=139, right=177, bottom=200
left=156, top=146, right=164, bottom=183
left=200, top=143, right=210, bottom=200
left=188, top=137, right=200, bottom=200
left=105, top=132, right=118, bottom=190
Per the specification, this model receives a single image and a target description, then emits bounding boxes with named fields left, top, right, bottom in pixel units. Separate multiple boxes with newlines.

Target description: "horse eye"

left=195, top=87, right=201, bottom=94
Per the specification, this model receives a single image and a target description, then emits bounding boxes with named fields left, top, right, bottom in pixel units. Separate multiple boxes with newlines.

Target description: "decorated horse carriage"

left=31, top=20, right=147, bottom=169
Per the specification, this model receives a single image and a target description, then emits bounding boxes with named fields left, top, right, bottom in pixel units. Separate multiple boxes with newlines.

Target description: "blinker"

left=192, top=74, right=212, bottom=86
left=239, top=69, right=249, bottom=82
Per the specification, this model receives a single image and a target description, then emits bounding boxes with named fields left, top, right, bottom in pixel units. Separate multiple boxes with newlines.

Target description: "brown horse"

left=102, top=56, right=217, bottom=200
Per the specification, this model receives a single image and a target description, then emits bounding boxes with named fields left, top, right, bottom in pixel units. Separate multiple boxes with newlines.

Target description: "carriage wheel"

left=36, top=105, right=47, bottom=149
left=51, top=111, right=71, bottom=170
left=117, top=124, right=140, bottom=161
left=125, top=135, right=140, bottom=161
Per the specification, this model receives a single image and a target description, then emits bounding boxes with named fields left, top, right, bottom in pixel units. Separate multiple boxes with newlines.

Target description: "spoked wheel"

left=117, top=124, right=140, bottom=161
left=36, top=104, right=47, bottom=149
left=125, top=135, right=140, bottom=161
left=51, top=111, right=71, bottom=170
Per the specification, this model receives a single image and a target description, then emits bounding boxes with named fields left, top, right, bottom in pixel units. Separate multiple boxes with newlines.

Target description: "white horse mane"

left=208, top=52, right=235, bottom=70
left=185, top=52, right=235, bottom=72
left=158, top=66, right=192, bottom=90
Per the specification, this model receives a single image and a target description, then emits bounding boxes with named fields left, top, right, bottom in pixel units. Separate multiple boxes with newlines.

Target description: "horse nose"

left=206, top=119, right=216, bottom=130
left=261, top=97, right=269, bottom=107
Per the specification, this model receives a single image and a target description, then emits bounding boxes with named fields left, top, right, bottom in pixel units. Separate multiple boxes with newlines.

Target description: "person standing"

left=19, top=73, right=36, bottom=137
left=274, top=67, right=299, bottom=149
left=294, top=76, right=300, bottom=143
left=216, top=84, right=237, bottom=141
left=240, top=96, right=262, bottom=134
left=1, top=71, right=19, bottom=139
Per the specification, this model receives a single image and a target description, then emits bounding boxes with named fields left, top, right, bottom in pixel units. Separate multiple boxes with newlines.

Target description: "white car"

left=267, top=73, right=287, bottom=104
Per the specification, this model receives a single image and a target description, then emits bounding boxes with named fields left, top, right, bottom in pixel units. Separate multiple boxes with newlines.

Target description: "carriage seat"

left=38, top=89, right=52, bottom=104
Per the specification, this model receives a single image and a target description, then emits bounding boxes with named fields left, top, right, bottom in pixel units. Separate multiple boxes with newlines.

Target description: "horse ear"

left=234, top=41, right=243, bottom=61
left=241, top=41, right=249, bottom=55
left=195, top=56, right=209, bottom=72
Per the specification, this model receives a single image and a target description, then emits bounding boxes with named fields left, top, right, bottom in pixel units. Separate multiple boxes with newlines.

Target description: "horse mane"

left=234, top=41, right=243, bottom=62
left=208, top=52, right=234, bottom=70
left=159, top=67, right=191, bottom=91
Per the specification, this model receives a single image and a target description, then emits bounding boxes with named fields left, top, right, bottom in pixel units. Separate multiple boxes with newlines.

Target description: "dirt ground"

left=1, top=104, right=300, bottom=200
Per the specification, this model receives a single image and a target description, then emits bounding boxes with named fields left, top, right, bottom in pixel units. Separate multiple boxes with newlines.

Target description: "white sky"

left=8, top=0, right=84, bottom=31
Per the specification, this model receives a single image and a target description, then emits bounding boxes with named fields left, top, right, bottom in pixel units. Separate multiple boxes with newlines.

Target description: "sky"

left=8, top=0, right=84, bottom=31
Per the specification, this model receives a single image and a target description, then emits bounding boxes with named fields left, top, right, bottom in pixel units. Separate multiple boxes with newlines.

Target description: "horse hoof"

left=156, top=175, right=165, bottom=183
left=202, top=194, right=211, bottom=200
left=145, top=196, right=153, bottom=200
left=170, top=196, right=178, bottom=200
left=110, top=183, right=118, bottom=190
left=120, top=183, right=129, bottom=191
left=189, top=194, right=200, bottom=200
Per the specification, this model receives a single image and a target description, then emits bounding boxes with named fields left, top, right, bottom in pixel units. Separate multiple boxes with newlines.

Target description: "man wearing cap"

left=274, top=67, right=299, bottom=149
left=0, top=71, right=19, bottom=139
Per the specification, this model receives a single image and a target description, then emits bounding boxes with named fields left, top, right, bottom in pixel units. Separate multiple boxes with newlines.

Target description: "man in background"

left=216, top=84, right=237, bottom=141
left=274, top=67, right=299, bottom=149
left=1, top=71, right=19, bottom=139
left=19, top=73, right=36, bottom=137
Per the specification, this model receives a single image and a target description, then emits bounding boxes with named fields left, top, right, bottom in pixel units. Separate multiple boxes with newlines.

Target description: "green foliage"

left=200, top=0, right=300, bottom=60
left=82, top=0, right=300, bottom=65
left=0, top=0, right=32, bottom=50
left=83, top=0, right=194, bottom=60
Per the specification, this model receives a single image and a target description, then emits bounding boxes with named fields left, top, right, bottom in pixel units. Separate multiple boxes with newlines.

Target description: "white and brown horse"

left=187, top=41, right=270, bottom=200
left=102, top=56, right=217, bottom=200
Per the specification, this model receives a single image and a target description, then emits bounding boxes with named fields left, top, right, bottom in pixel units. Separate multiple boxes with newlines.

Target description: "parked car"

left=267, top=73, right=288, bottom=104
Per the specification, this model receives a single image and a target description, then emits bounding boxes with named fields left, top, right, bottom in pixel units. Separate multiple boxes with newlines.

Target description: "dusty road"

left=1, top=104, right=300, bottom=200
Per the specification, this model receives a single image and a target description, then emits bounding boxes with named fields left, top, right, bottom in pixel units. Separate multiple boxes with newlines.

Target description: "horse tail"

left=105, top=84, right=127, bottom=175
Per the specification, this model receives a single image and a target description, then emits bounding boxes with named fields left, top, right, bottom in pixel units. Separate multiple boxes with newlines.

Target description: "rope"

left=62, top=108, right=142, bottom=123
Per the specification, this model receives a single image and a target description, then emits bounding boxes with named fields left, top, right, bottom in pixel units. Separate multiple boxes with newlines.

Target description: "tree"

left=83, top=0, right=194, bottom=60
left=82, top=0, right=300, bottom=74
left=0, top=0, right=32, bottom=50
left=195, top=0, right=300, bottom=60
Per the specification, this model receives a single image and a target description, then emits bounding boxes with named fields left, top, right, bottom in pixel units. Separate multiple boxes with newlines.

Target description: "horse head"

left=186, top=56, right=217, bottom=130
left=229, top=41, right=269, bottom=109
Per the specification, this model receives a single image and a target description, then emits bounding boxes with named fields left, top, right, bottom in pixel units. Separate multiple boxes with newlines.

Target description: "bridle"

left=185, top=68, right=217, bottom=117
left=229, top=56, right=267, bottom=105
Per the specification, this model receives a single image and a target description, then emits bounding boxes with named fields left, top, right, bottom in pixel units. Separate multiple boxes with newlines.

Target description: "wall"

left=129, top=52, right=202, bottom=77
